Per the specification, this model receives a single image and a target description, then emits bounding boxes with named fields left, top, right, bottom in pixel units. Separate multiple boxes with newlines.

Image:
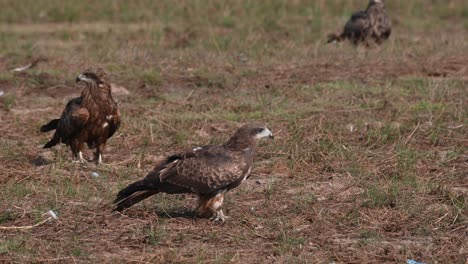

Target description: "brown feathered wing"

left=343, top=11, right=371, bottom=44
left=107, top=111, right=121, bottom=139
left=42, top=97, right=89, bottom=148
left=370, top=10, right=391, bottom=43
left=327, top=11, right=371, bottom=44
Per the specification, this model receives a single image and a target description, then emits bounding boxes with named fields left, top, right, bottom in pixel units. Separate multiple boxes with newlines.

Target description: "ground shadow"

left=154, top=208, right=197, bottom=219
left=30, top=155, right=51, bottom=166
left=112, top=207, right=199, bottom=220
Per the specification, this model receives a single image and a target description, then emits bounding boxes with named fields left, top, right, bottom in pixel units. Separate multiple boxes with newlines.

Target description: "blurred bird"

left=40, top=68, right=121, bottom=164
left=113, top=123, right=274, bottom=222
left=327, top=0, right=391, bottom=45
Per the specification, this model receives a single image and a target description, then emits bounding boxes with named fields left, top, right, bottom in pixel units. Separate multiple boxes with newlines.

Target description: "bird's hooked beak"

left=268, top=129, right=274, bottom=139
left=76, top=74, right=93, bottom=84
left=256, top=128, right=274, bottom=140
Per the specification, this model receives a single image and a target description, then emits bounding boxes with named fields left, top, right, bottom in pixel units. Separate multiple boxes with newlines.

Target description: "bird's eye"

left=255, top=128, right=264, bottom=134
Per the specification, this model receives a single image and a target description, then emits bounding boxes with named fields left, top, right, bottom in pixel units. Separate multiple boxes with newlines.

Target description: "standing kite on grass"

left=40, top=67, right=121, bottom=165
left=327, top=0, right=391, bottom=45
left=113, top=123, right=274, bottom=222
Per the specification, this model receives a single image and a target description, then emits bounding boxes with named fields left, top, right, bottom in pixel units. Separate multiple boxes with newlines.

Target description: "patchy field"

left=0, top=1, right=467, bottom=263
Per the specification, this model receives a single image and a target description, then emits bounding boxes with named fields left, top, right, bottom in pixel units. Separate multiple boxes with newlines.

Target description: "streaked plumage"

left=113, top=123, right=274, bottom=222
left=40, top=68, right=120, bottom=164
left=327, top=0, right=391, bottom=45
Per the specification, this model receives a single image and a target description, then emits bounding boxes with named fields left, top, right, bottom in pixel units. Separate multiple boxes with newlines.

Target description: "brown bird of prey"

left=113, top=123, right=274, bottom=222
left=40, top=68, right=121, bottom=164
left=327, top=0, right=391, bottom=45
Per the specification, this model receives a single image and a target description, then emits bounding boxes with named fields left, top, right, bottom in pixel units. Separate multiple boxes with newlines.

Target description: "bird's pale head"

left=252, top=125, right=274, bottom=140
left=238, top=123, right=274, bottom=139
left=225, top=123, right=273, bottom=151
left=76, top=67, right=110, bottom=87
left=369, top=0, right=384, bottom=5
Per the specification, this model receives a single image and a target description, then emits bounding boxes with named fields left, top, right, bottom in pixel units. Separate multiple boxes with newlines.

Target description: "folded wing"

left=160, top=146, right=245, bottom=194
left=43, top=97, right=89, bottom=148
left=57, top=98, right=89, bottom=144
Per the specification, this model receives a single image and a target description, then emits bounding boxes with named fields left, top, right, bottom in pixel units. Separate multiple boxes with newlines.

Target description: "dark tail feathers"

left=41, top=119, right=59, bottom=132
left=113, top=180, right=159, bottom=211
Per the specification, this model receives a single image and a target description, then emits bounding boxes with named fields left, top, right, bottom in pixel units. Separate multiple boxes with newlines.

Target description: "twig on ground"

left=0, top=217, right=52, bottom=230
left=404, top=122, right=421, bottom=145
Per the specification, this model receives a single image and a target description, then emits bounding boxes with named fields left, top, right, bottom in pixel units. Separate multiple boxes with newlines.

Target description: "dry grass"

left=0, top=1, right=467, bottom=263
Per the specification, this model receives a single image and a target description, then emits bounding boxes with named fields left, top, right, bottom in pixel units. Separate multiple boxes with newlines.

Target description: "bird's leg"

left=205, top=193, right=227, bottom=222
left=93, top=151, right=103, bottom=165
left=78, top=151, right=86, bottom=163
left=196, top=195, right=212, bottom=218
left=212, top=209, right=228, bottom=223
left=197, top=193, right=227, bottom=222
left=94, top=143, right=105, bottom=165
left=71, top=152, right=86, bottom=163
left=71, top=142, right=86, bottom=164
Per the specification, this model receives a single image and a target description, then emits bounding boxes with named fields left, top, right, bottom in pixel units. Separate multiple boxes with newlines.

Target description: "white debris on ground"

left=44, top=210, right=58, bottom=220
left=12, top=63, right=34, bottom=72
left=346, top=123, right=356, bottom=133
